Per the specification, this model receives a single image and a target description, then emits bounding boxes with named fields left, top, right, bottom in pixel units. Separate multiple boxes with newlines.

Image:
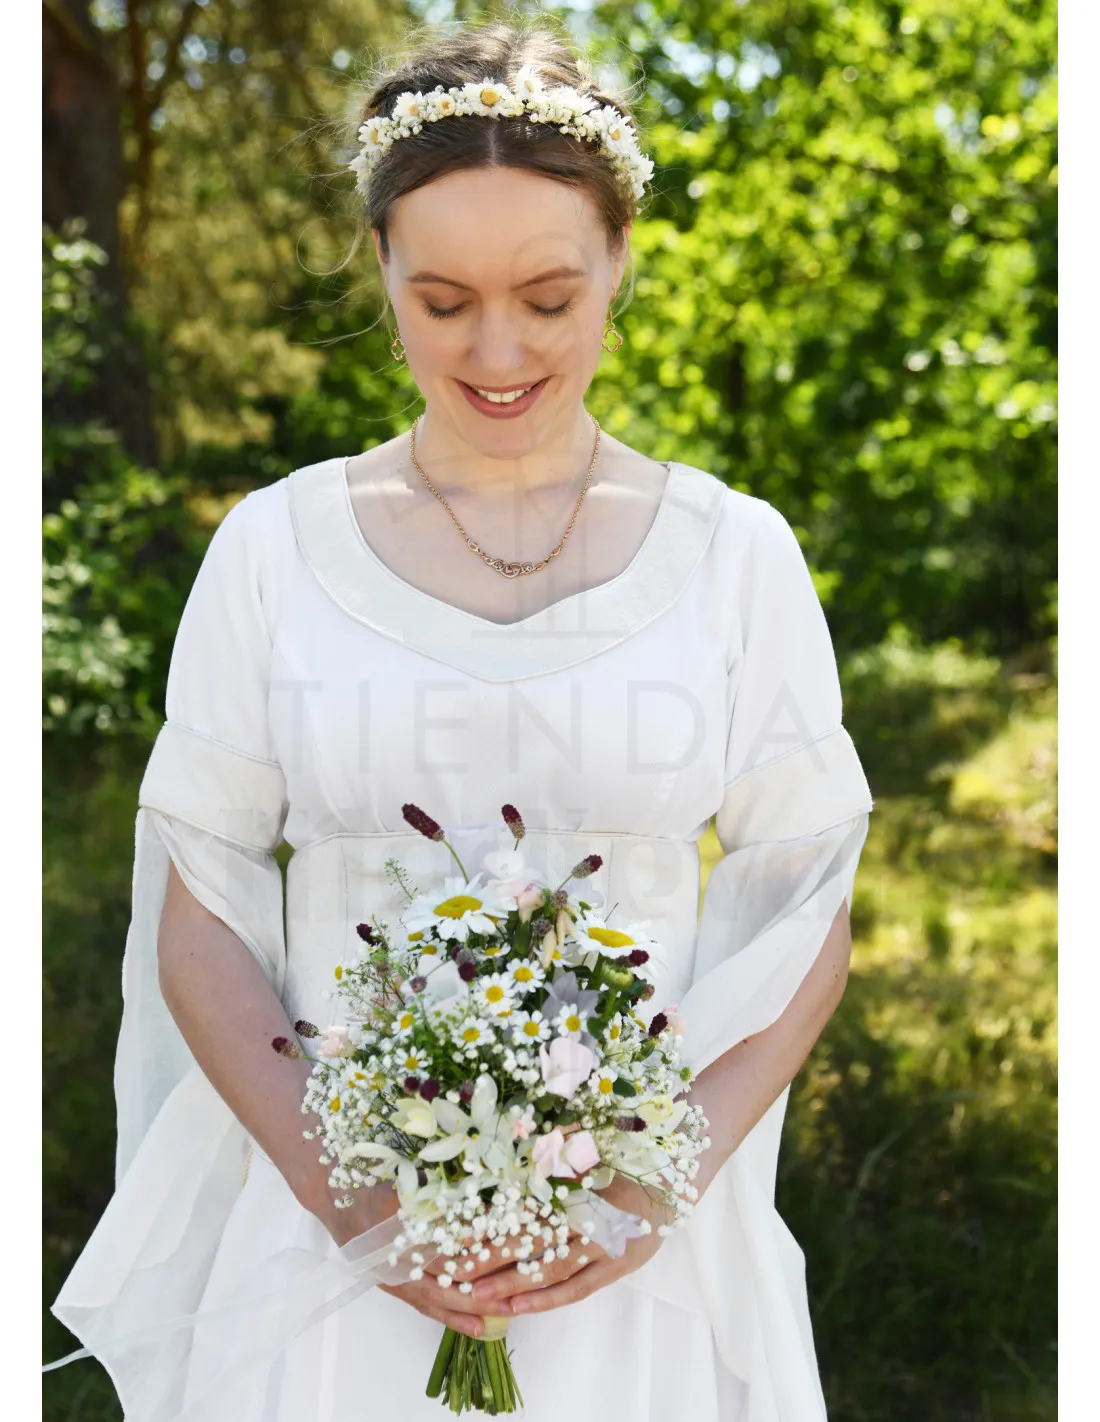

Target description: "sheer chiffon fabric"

left=49, top=456, right=873, bottom=1419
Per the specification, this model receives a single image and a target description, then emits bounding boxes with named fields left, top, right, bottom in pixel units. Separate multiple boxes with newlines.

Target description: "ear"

left=612, top=221, right=633, bottom=295
left=372, top=227, right=389, bottom=281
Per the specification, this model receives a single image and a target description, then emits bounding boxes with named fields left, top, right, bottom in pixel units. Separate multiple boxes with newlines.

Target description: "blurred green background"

left=43, top=1, right=1056, bottom=1418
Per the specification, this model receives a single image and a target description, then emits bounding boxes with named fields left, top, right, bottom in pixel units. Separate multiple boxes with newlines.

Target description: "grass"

left=44, top=636, right=1056, bottom=1421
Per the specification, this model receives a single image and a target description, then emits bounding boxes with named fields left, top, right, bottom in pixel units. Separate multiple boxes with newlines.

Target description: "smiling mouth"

left=461, top=378, right=548, bottom=405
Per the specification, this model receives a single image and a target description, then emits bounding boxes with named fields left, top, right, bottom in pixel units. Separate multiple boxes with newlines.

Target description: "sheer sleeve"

left=633, top=502, right=874, bottom=1416
left=678, top=501, right=873, bottom=1076
left=115, top=490, right=290, bottom=1180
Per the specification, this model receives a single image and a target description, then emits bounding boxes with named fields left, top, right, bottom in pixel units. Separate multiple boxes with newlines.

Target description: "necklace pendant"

left=495, top=560, right=534, bottom=579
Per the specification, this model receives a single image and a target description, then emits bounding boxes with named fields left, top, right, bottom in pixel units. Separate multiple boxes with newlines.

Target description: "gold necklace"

left=408, top=411, right=602, bottom=579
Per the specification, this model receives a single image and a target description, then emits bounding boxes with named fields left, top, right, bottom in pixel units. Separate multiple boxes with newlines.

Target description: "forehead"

left=386, top=167, right=605, bottom=282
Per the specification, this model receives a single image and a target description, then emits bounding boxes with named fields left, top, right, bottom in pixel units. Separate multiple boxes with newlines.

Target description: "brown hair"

left=336, top=11, right=650, bottom=306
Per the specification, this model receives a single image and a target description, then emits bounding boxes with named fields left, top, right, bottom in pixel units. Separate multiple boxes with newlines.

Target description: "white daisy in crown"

left=357, top=116, right=393, bottom=155
left=392, top=91, right=428, bottom=127
left=513, top=64, right=548, bottom=103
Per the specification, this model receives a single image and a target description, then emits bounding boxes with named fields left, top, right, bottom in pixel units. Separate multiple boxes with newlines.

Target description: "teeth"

left=473, top=384, right=536, bottom=404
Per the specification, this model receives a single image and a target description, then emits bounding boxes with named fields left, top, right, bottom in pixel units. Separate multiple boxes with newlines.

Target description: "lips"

left=458, top=376, right=550, bottom=419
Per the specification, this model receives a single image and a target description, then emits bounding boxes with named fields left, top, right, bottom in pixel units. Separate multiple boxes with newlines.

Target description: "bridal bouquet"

left=274, top=803, right=710, bottom=1415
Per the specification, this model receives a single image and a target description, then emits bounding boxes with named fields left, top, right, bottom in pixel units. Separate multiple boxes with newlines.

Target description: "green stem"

left=440, top=836, right=470, bottom=882
left=485, top=1338, right=504, bottom=1410
left=449, top=1334, right=464, bottom=1409
left=426, top=1326, right=457, bottom=1399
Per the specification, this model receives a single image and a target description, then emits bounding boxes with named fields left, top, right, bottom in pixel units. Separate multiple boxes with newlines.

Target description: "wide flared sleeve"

left=667, top=501, right=873, bottom=1420
left=679, top=499, right=874, bottom=1076
left=116, top=490, right=291, bottom=1179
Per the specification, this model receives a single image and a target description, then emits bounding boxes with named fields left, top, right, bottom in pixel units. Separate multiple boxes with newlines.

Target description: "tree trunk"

left=43, top=0, right=158, bottom=503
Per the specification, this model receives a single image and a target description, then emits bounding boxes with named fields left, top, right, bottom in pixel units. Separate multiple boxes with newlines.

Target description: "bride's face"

left=373, top=166, right=630, bottom=455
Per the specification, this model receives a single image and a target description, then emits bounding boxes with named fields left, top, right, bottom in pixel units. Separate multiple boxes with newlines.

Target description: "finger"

left=470, top=1243, right=596, bottom=1305
left=381, top=1274, right=505, bottom=1319
left=506, top=1260, right=620, bottom=1315
left=424, top=1242, right=521, bottom=1283
left=377, top=1283, right=485, bottom=1337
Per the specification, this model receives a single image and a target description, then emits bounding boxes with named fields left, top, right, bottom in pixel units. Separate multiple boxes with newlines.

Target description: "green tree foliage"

left=585, top=0, right=1056, bottom=654
left=43, top=222, right=202, bottom=737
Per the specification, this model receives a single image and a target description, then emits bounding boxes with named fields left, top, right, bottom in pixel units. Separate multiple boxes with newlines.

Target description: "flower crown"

left=349, top=63, right=655, bottom=201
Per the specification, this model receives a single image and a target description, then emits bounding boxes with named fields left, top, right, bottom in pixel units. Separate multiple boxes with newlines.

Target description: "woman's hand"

left=467, top=1175, right=671, bottom=1318
left=327, top=1184, right=530, bottom=1340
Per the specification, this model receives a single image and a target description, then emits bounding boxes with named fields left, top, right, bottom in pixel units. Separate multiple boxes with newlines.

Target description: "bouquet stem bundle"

left=426, top=1318, right=522, bottom=1414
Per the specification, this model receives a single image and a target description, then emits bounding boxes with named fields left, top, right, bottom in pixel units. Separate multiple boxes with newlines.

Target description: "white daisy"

left=477, top=973, right=515, bottom=1018
left=429, top=89, right=457, bottom=119
left=506, top=960, right=545, bottom=994
left=461, top=79, right=513, bottom=117
left=392, top=92, right=427, bottom=125
left=402, top=872, right=512, bottom=945
left=399, top=1047, right=431, bottom=1075
left=573, top=913, right=664, bottom=973
left=452, top=1017, right=494, bottom=1051
left=553, top=1003, right=591, bottom=1040
left=513, top=64, right=547, bottom=103
left=510, top=1009, right=551, bottom=1046
left=357, top=116, right=392, bottom=155
left=391, top=1006, right=418, bottom=1039
left=590, top=1068, right=619, bottom=1099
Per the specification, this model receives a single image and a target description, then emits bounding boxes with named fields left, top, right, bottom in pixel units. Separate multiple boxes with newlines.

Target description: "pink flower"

left=663, top=1005, right=687, bottom=1037
left=318, top=1025, right=355, bottom=1058
left=532, top=1127, right=570, bottom=1179
left=531, top=1126, right=602, bottom=1179
left=539, top=1037, right=596, bottom=1098
left=562, top=1129, right=600, bottom=1174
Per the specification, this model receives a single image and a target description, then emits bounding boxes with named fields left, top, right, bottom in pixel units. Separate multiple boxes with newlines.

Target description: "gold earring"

left=391, top=332, right=407, bottom=363
left=602, top=307, right=623, bottom=354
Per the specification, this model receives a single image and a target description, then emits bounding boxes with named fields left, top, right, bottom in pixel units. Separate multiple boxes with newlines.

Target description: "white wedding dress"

left=49, top=451, right=873, bottom=1421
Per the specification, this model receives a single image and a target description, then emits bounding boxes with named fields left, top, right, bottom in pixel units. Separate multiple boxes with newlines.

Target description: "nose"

left=468, top=304, right=530, bottom=378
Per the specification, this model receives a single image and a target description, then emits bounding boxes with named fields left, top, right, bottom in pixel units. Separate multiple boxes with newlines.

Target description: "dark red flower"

left=409, top=976, right=427, bottom=994
left=404, top=1075, right=420, bottom=1094
left=402, top=803, right=444, bottom=840
left=627, top=949, right=649, bottom=967
left=570, top=854, right=603, bottom=879
left=420, top=1078, right=441, bottom=1102
left=271, top=1036, right=303, bottom=1059
left=294, top=1019, right=320, bottom=1038
left=356, top=922, right=379, bottom=944
left=501, top=804, right=526, bottom=839
left=648, top=1012, right=668, bottom=1038
left=458, top=960, right=477, bottom=983
left=459, top=1080, right=475, bottom=1103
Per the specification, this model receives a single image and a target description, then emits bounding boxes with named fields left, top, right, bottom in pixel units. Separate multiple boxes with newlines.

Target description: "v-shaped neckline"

left=288, top=453, right=728, bottom=682
left=337, top=454, right=680, bottom=632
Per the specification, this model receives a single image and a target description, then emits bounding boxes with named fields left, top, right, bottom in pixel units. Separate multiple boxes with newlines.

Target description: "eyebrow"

left=406, top=265, right=588, bottom=290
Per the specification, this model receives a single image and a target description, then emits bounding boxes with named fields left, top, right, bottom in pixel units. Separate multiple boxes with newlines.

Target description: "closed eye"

left=423, top=299, right=575, bottom=321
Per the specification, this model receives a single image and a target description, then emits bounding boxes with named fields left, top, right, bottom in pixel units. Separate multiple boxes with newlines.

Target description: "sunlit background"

left=43, top=2, right=1056, bottom=1417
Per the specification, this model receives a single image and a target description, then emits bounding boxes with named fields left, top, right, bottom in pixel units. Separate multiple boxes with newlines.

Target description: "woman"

left=48, top=17, right=873, bottom=1421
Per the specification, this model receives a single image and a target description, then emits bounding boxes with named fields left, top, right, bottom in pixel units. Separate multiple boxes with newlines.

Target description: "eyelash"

left=423, top=299, right=576, bottom=321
